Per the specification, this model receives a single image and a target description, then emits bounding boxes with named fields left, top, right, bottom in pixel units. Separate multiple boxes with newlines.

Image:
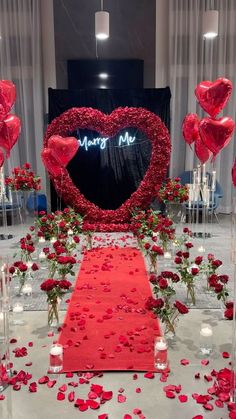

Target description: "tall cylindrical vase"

left=48, top=299, right=60, bottom=328
left=230, top=197, right=236, bottom=401
left=165, top=202, right=183, bottom=224
left=0, top=262, right=11, bottom=392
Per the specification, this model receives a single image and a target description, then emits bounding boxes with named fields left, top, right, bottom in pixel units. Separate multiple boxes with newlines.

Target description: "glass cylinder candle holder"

left=200, top=323, right=213, bottom=355
left=154, top=336, right=168, bottom=370
left=49, top=343, right=63, bottom=373
left=22, top=284, right=32, bottom=297
left=12, top=302, right=24, bottom=325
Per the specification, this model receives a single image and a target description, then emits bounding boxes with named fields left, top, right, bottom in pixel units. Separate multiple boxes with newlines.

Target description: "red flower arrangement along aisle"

left=5, top=162, right=41, bottom=191
left=42, top=107, right=171, bottom=225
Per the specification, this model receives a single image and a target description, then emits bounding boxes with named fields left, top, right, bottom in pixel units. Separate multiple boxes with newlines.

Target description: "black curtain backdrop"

left=48, top=88, right=171, bottom=211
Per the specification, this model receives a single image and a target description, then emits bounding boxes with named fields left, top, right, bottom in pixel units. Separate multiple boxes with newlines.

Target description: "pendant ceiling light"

left=203, top=10, right=219, bottom=39
left=95, top=0, right=109, bottom=40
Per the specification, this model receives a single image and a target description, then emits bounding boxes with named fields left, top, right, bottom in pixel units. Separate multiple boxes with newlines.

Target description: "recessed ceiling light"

left=99, top=73, right=108, bottom=79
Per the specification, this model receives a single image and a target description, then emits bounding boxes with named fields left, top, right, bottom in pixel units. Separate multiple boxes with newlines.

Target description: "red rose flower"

left=58, top=280, right=72, bottom=290
left=172, top=273, right=180, bottom=283
left=176, top=251, right=182, bottom=257
left=212, top=259, right=222, bottom=268
left=218, top=275, right=229, bottom=284
left=59, top=221, right=66, bottom=228
left=145, top=296, right=164, bottom=310
left=191, top=267, right=199, bottom=276
left=185, top=242, right=193, bottom=249
left=73, top=235, right=80, bottom=243
left=174, top=301, right=189, bottom=314
left=19, top=263, right=27, bottom=272
left=144, top=243, right=151, bottom=250
left=31, top=263, right=39, bottom=271
left=158, top=277, right=168, bottom=289
left=182, top=252, right=189, bottom=259
left=208, top=274, right=218, bottom=287
left=40, top=279, right=59, bottom=292
left=224, top=306, right=233, bottom=320
left=214, top=283, right=223, bottom=293
left=174, top=257, right=182, bottom=264
left=26, top=245, right=35, bottom=253
left=195, top=256, right=203, bottom=265
left=149, top=273, right=157, bottom=284
left=9, top=266, right=15, bottom=274
left=47, top=253, right=56, bottom=260
left=151, top=245, right=164, bottom=255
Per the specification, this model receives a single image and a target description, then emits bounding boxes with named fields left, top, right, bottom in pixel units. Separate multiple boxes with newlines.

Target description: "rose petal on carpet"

left=58, top=247, right=162, bottom=372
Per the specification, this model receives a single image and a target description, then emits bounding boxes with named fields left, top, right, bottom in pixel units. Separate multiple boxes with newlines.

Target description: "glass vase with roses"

left=146, top=271, right=189, bottom=338
left=40, top=278, right=72, bottom=327
left=9, top=261, right=39, bottom=295
left=174, top=246, right=201, bottom=306
left=144, top=243, right=164, bottom=274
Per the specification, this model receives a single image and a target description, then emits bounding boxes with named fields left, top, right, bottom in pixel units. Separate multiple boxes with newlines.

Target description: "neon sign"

left=78, top=131, right=137, bottom=151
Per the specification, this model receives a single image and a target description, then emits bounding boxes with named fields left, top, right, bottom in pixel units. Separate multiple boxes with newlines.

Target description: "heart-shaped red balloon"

left=199, top=116, right=235, bottom=157
left=182, top=113, right=200, bottom=145
left=0, top=114, right=21, bottom=157
left=0, top=80, right=16, bottom=120
left=194, top=136, right=211, bottom=163
left=232, top=158, right=236, bottom=187
left=195, top=78, right=233, bottom=118
left=48, top=135, right=79, bottom=167
left=41, top=148, right=62, bottom=177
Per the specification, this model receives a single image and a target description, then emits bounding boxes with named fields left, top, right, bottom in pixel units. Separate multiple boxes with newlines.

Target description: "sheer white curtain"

left=0, top=0, right=45, bottom=189
left=168, top=0, right=236, bottom=213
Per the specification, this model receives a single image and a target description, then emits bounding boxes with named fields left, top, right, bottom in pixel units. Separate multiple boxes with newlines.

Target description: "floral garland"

left=43, top=107, right=171, bottom=224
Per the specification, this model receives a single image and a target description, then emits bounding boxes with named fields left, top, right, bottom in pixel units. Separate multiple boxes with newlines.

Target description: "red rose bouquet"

left=46, top=239, right=77, bottom=279
left=36, top=208, right=83, bottom=241
left=131, top=208, right=176, bottom=254
left=19, top=233, right=36, bottom=262
left=5, top=163, right=41, bottom=191
left=174, top=246, right=201, bottom=306
left=146, top=270, right=188, bottom=337
left=41, top=278, right=72, bottom=326
left=144, top=243, right=164, bottom=273
left=158, top=177, right=189, bottom=203
left=9, top=260, right=38, bottom=294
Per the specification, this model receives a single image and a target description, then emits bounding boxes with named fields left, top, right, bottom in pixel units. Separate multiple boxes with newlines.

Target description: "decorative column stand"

left=0, top=262, right=11, bottom=392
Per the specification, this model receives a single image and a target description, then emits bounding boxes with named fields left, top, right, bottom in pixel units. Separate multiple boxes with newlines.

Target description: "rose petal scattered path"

left=58, top=247, right=161, bottom=372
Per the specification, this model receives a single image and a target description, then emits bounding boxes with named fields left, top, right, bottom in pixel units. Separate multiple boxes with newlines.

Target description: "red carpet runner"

left=58, top=247, right=161, bottom=372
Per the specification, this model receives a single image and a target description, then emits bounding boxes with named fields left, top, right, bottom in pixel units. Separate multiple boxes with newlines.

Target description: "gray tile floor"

left=0, top=214, right=234, bottom=419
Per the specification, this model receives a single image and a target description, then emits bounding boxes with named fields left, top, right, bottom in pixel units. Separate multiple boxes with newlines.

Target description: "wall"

left=53, top=0, right=156, bottom=88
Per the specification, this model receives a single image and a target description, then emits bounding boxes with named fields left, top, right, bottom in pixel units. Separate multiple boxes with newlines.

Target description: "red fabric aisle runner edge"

left=58, top=247, right=162, bottom=372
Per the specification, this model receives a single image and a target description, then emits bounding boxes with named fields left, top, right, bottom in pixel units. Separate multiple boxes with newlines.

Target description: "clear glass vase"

left=165, top=202, right=183, bottom=224
left=48, top=300, right=60, bottom=328
left=148, top=254, right=158, bottom=274
left=163, top=319, right=176, bottom=340
left=186, top=283, right=196, bottom=306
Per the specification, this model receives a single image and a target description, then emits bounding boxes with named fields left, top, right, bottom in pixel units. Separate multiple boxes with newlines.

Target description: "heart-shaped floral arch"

left=43, top=107, right=171, bottom=224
